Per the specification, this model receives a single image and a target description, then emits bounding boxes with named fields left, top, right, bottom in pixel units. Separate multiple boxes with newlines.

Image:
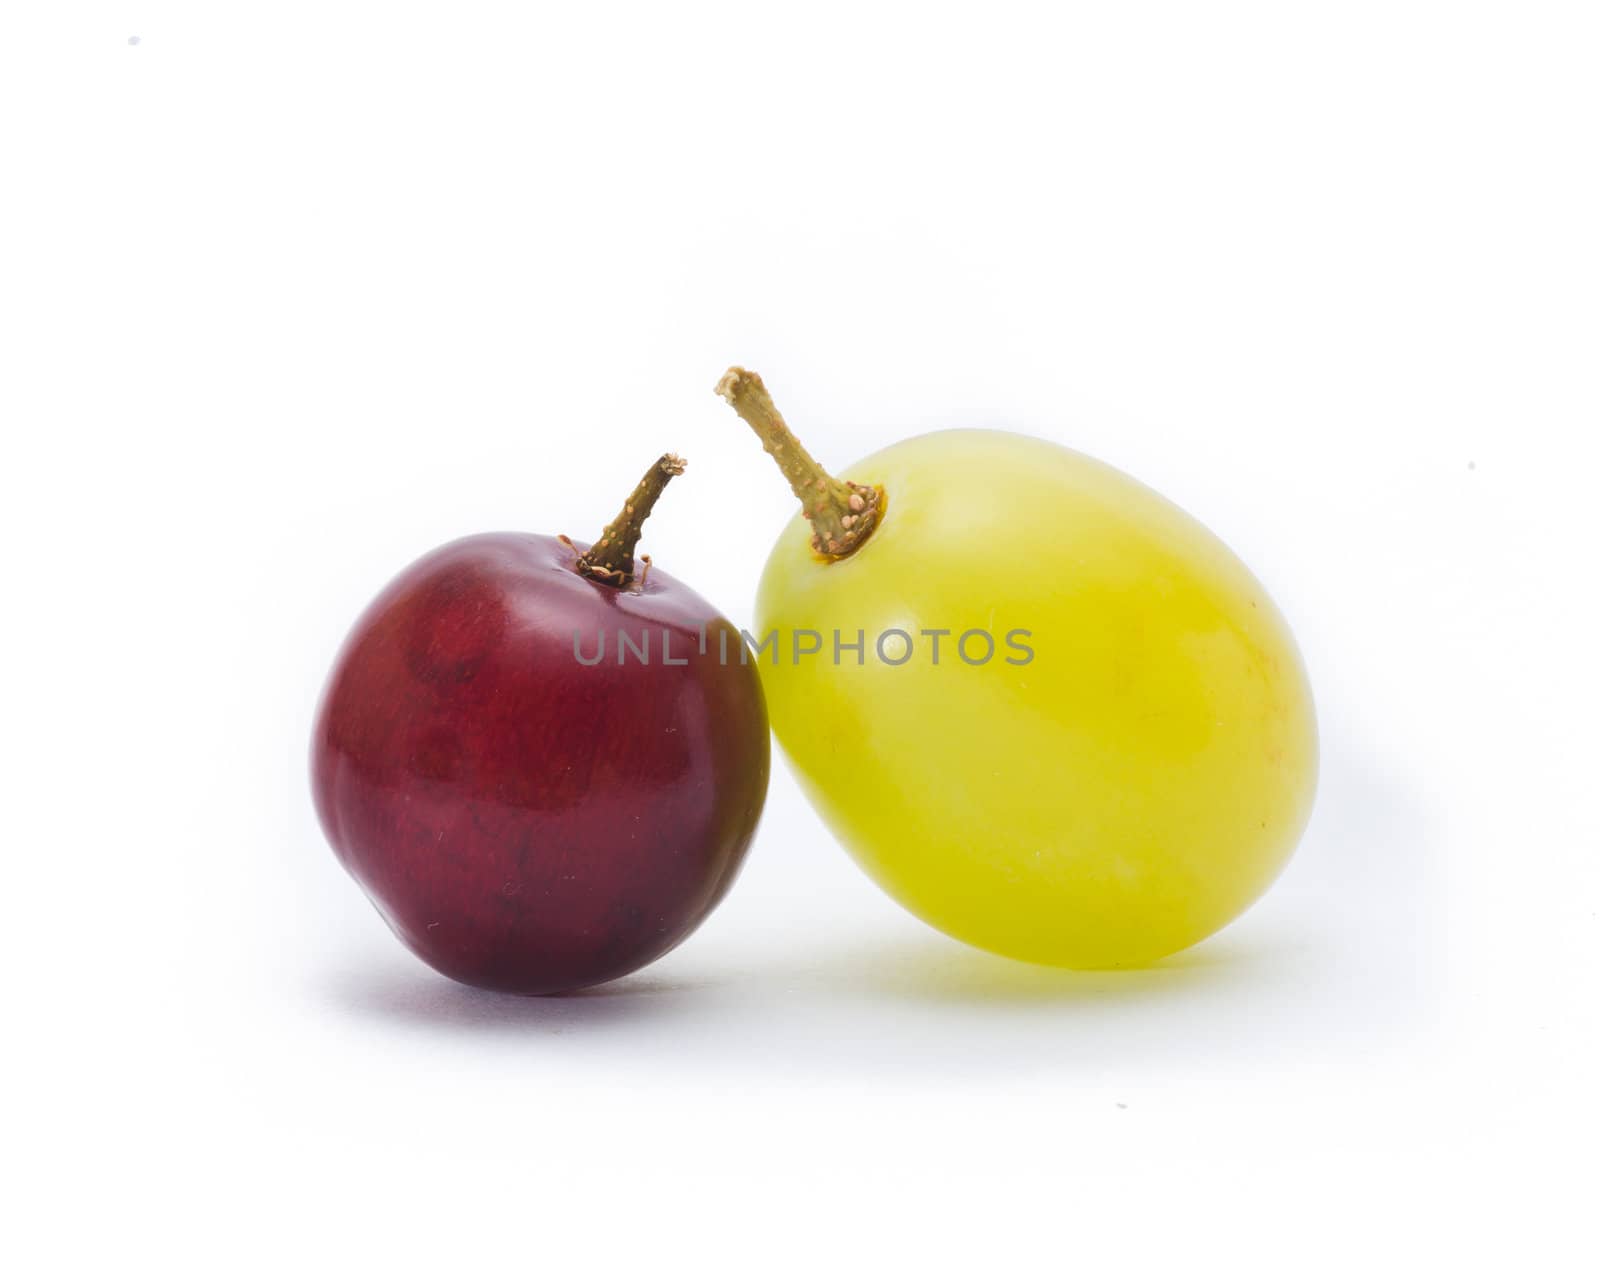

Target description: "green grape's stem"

left=715, top=367, right=883, bottom=560
left=570, top=453, right=686, bottom=587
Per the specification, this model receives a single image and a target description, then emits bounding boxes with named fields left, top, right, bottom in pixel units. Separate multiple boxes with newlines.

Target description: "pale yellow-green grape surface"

left=755, top=430, right=1318, bottom=967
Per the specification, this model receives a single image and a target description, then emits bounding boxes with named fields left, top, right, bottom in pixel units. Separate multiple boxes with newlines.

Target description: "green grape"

left=720, top=369, right=1317, bottom=967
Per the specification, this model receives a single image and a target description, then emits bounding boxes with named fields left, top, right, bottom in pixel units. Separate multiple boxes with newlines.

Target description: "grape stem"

left=715, top=367, right=882, bottom=560
left=566, top=453, right=686, bottom=587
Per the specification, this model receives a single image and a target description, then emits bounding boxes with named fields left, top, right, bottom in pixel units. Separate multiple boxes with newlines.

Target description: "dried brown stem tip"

left=714, top=367, right=881, bottom=560
left=570, top=452, right=686, bottom=587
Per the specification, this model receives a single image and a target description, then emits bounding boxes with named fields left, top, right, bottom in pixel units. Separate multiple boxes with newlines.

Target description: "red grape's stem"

left=569, top=453, right=686, bottom=587
left=715, top=367, right=883, bottom=560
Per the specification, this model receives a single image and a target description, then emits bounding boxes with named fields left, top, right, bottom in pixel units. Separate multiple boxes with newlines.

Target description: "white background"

left=4, top=3, right=1597, bottom=1278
